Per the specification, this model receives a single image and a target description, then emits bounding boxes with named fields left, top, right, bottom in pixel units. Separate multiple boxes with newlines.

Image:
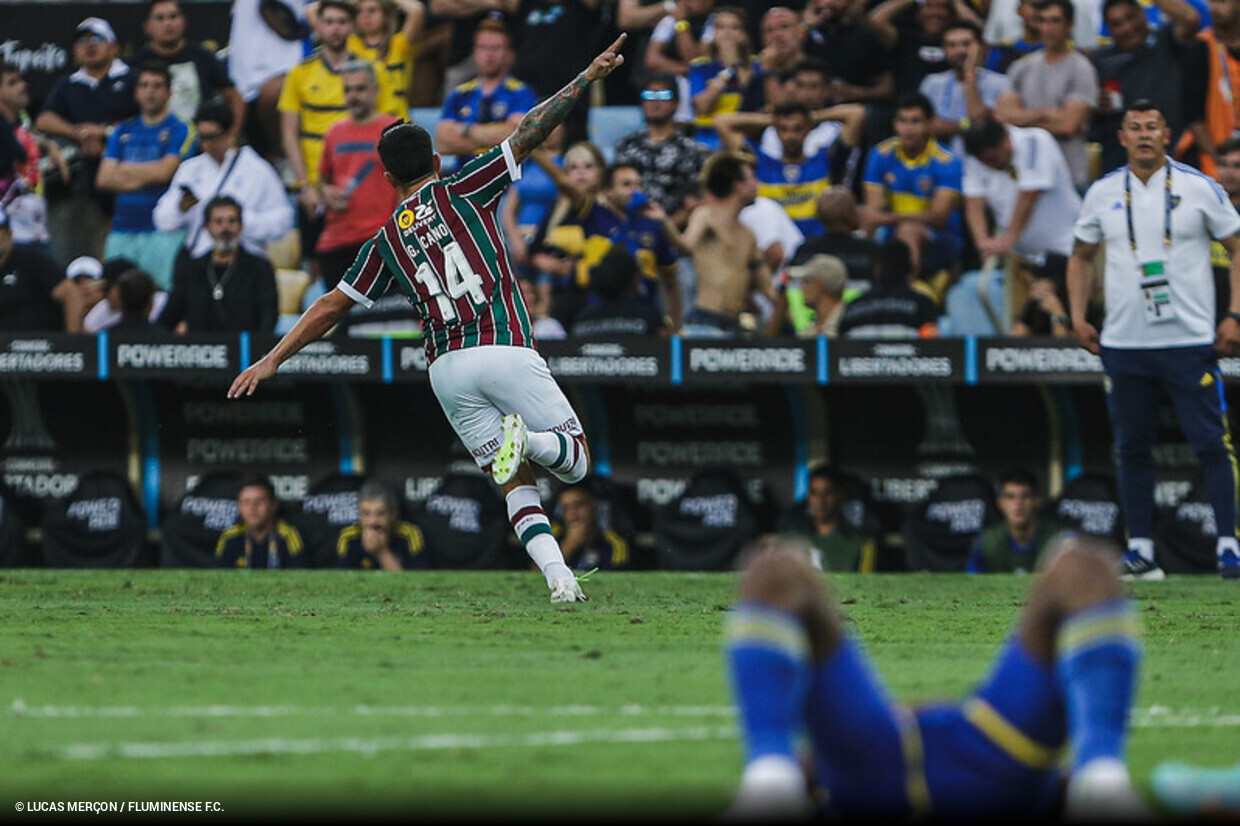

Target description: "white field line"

left=7, top=701, right=733, bottom=719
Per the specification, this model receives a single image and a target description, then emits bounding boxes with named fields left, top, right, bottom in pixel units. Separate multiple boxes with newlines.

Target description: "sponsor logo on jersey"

left=397, top=208, right=415, bottom=229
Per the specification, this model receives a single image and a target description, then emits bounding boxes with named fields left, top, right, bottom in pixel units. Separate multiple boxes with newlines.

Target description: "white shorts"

left=428, top=345, right=583, bottom=469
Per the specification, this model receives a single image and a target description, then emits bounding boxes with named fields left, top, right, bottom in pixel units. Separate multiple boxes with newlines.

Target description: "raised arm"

left=507, top=33, right=628, bottom=163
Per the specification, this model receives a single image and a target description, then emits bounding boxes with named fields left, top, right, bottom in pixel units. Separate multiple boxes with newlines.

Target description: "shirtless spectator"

left=677, top=151, right=776, bottom=337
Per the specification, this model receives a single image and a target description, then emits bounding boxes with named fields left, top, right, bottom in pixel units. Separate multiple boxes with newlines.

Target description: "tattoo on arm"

left=509, top=74, right=589, bottom=161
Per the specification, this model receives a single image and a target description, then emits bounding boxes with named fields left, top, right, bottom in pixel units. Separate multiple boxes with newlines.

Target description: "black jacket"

left=159, top=247, right=278, bottom=333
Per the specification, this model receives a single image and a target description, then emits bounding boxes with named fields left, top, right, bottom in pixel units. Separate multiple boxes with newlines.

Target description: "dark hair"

left=378, top=120, right=434, bottom=186
left=0, top=61, right=20, bottom=79
left=772, top=101, right=812, bottom=120
left=145, top=0, right=181, bottom=19
left=963, top=115, right=1008, bottom=158
left=876, top=239, right=912, bottom=284
left=998, top=466, right=1040, bottom=493
left=136, top=60, right=172, bottom=87
left=791, top=57, right=830, bottom=81
left=1102, top=0, right=1142, bottom=16
left=474, top=17, right=513, bottom=46
left=701, top=151, right=752, bottom=199
left=194, top=96, right=234, bottom=132
left=238, top=474, right=276, bottom=500
left=808, top=464, right=848, bottom=490
left=116, top=268, right=156, bottom=316
left=204, top=194, right=243, bottom=223
left=1122, top=98, right=1166, bottom=121
left=943, top=19, right=983, bottom=39
left=1217, top=137, right=1240, bottom=157
left=358, top=478, right=400, bottom=515
left=588, top=246, right=639, bottom=299
left=644, top=72, right=680, bottom=98
left=319, top=0, right=358, bottom=19
left=894, top=91, right=934, bottom=120
left=1035, top=0, right=1075, bottom=24
left=605, top=161, right=641, bottom=189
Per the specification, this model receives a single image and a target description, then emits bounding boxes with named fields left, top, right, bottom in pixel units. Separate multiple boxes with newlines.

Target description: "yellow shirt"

left=347, top=32, right=416, bottom=112
left=277, top=51, right=399, bottom=184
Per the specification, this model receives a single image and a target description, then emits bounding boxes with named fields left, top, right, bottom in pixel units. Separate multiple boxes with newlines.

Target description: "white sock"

left=1128, top=538, right=1155, bottom=562
left=504, top=485, right=571, bottom=585
left=527, top=430, right=589, bottom=483
left=1217, top=536, right=1239, bottom=558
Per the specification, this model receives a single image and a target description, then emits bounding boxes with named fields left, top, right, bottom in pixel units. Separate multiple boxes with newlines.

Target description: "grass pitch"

left=2, top=570, right=1238, bottom=822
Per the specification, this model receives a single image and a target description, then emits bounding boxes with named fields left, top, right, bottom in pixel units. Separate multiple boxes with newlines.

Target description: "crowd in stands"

left=5, top=0, right=1239, bottom=340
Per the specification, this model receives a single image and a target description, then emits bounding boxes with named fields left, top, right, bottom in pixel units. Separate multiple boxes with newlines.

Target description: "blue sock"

left=1055, top=598, right=1140, bottom=770
left=725, top=603, right=811, bottom=763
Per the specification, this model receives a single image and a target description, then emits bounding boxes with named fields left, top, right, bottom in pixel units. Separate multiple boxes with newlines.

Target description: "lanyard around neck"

left=1124, top=162, right=1172, bottom=255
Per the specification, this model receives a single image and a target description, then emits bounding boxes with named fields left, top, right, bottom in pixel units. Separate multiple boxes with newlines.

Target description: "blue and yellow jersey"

left=335, top=520, right=427, bottom=570
left=863, top=137, right=964, bottom=243
left=440, top=75, right=538, bottom=167
left=215, top=520, right=307, bottom=569
left=751, top=137, right=844, bottom=238
left=686, top=57, right=765, bottom=151
left=277, top=51, right=399, bottom=184
left=347, top=32, right=417, bottom=111
left=552, top=523, right=631, bottom=571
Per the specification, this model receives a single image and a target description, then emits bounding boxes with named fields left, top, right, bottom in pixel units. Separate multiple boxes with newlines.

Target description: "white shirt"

left=152, top=146, right=294, bottom=259
left=1074, top=159, right=1240, bottom=349
left=758, top=122, right=842, bottom=162
left=740, top=196, right=805, bottom=269
left=984, top=0, right=1098, bottom=50
left=963, top=125, right=1081, bottom=261
left=83, top=291, right=169, bottom=333
left=226, top=0, right=306, bottom=102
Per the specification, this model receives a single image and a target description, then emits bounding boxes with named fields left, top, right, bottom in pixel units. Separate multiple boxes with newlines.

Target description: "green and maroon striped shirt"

left=338, top=140, right=535, bottom=363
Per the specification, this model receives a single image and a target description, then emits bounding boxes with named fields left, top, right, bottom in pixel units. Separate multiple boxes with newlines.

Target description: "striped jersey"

left=338, top=140, right=535, bottom=364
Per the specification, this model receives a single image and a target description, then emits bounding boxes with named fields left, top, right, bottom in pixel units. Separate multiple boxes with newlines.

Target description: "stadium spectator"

left=868, top=0, right=982, bottom=98
left=335, top=479, right=428, bottom=570
left=430, top=0, right=519, bottom=99
left=756, top=6, right=806, bottom=107
left=778, top=464, right=878, bottom=571
left=993, top=0, right=1099, bottom=191
left=302, top=61, right=400, bottom=291
left=159, top=195, right=279, bottom=334
left=919, top=20, right=1010, bottom=160
left=83, top=256, right=169, bottom=332
left=741, top=193, right=804, bottom=276
left=800, top=0, right=895, bottom=109
left=967, top=466, right=1066, bottom=574
left=789, top=186, right=882, bottom=285
left=1067, top=100, right=1240, bottom=581
left=859, top=92, right=964, bottom=284
left=615, top=0, right=690, bottom=95
left=613, top=73, right=712, bottom=220
left=500, top=124, right=567, bottom=276
left=723, top=533, right=1148, bottom=821
left=961, top=115, right=1083, bottom=333
left=0, top=62, right=66, bottom=260
left=1089, top=0, right=1200, bottom=177
left=134, top=0, right=246, bottom=133
left=570, top=245, right=668, bottom=337
left=1208, top=137, right=1240, bottom=323
left=838, top=238, right=940, bottom=338
left=435, top=19, right=537, bottom=174
left=64, top=255, right=109, bottom=330
left=550, top=481, right=631, bottom=571
left=715, top=101, right=867, bottom=238
left=679, top=151, right=777, bottom=338
left=216, top=474, right=307, bottom=569
left=786, top=253, right=849, bottom=337
left=111, top=269, right=160, bottom=331
left=35, top=17, right=139, bottom=265
left=510, top=0, right=610, bottom=149
left=983, top=0, right=1043, bottom=75
left=346, top=0, right=428, bottom=111
left=757, top=58, right=844, bottom=162
left=227, top=0, right=308, bottom=163
left=985, top=0, right=1096, bottom=56
left=646, top=0, right=717, bottom=124
left=0, top=204, right=87, bottom=331
left=687, top=6, right=765, bottom=151
left=152, top=98, right=294, bottom=265
left=1177, top=0, right=1240, bottom=178
left=95, top=62, right=192, bottom=291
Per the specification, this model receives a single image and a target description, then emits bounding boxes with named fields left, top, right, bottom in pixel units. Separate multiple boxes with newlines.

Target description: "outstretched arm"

left=507, top=33, right=628, bottom=163
left=227, top=288, right=356, bottom=398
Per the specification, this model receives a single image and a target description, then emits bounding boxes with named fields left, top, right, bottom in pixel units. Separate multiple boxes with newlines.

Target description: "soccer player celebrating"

left=228, top=34, right=631, bottom=604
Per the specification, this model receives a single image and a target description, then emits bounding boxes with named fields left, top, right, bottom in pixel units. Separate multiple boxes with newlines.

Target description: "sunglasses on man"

left=641, top=89, right=675, bottom=102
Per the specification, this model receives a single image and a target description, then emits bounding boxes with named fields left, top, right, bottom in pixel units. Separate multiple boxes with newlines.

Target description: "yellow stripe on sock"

left=1058, top=614, right=1140, bottom=655
left=725, top=611, right=809, bottom=660
left=962, top=697, right=1060, bottom=770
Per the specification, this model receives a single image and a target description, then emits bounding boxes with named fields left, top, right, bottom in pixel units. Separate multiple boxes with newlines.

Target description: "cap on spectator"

left=788, top=254, right=847, bottom=294
left=76, top=17, right=117, bottom=43
left=66, top=256, right=104, bottom=281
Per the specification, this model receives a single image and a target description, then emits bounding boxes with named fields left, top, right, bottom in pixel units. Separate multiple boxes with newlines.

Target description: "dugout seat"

left=0, top=482, right=29, bottom=567
left=654, top=468, right=761, bottom=571
left=902, top=473, right=998, bottom=572
left=1050, top=471, right=1124, bottom=543
left=549, top=475, right=649, bottom=568
left=1153, top=480, right=1219, bottom=574
left=41, top=470, right=147, bottom=568
left=159, top=471, right=243, bottom=568
left=289, top=472, right=368, bottom=568
left=413, top=472, right=514, bottom=569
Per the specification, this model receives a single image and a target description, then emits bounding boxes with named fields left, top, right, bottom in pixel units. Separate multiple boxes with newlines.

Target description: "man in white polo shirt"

left=1067, top=99, right=1240, bottom=582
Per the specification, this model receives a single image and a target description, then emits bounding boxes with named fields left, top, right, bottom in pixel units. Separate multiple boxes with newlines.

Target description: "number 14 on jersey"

left=409, top=241, right=487, bottom=322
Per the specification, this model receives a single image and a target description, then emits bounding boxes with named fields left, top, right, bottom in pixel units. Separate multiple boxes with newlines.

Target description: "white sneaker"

left=1064, top=758, right=1153, bottom=822
left=550, top=578, right=587, bottom=604
left=721, top=755, right=813, bottom=823
left=492, top=413, right=528, bottom=486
